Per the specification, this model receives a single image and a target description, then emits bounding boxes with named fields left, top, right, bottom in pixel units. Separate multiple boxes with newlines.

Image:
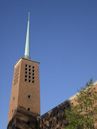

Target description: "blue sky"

left=0, top=0, right=97, bottom=128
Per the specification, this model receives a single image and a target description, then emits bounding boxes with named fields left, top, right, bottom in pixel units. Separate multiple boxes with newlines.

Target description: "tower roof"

left=24, top=12, right=30, bottom=59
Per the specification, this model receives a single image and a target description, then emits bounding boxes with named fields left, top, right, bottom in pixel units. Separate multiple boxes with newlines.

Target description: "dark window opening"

left=32, top=70, right=34, bottom=72
left=25, top=68, right=27, bottom=70
left=32, top=66, right=34, bottom=69
left=29, top=65, right=31, bottom=68
left=25, top=79, right=27, bottom=82
left=28, top=95, right=31, bottom=98
left=25, top=75, right=27, bottom=78
left=25, top=71, right=27, bottom=74
left=25, top=64, right=27, bottom=67
left=32, top=80, right=34, bottom=83
left=29, top=69, right=31, bottom=71
left=32, top=77, right=34, bottom=79
left=29, top=80, right=31, bottom=82
left=27, top=108, right=30, bottom=111
left=29, top=76, right=31, bottom=78
left=29, top=72, right=31, bottom=75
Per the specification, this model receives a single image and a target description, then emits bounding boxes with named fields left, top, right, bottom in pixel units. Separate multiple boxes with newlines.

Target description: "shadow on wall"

left=7, top=106, right=39, bottom=129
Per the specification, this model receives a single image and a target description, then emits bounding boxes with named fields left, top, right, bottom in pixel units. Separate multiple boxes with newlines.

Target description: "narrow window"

left=32, top=80, right=34, bottom=83
left=25, top=79, right=27, bottom=82
left=28, top=95, right=31, bottom=98
left=25, top=64, right=27, bottom=67
left=27, top=108, right=30, bottom=111
left=32, top=66, right=34, bottom=69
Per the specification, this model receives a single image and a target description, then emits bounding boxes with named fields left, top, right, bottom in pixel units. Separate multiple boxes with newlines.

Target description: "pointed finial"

left=24, top=12, right=30, bottom=59
left=28, top=12, right=30, bottom=21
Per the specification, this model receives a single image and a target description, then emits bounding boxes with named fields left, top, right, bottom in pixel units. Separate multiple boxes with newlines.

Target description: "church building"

left=7, top=14, right=97, bottom=129
left=7, top=14, right=40, bottom=129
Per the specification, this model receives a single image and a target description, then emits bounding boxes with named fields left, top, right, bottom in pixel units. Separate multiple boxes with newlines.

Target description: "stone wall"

left=7, top=106, right=39, bottom=129
left=40, top=100, right=71, bottom=129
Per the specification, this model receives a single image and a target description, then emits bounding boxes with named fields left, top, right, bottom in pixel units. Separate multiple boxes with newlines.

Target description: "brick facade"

left=8, top=58, right=40, bottom=122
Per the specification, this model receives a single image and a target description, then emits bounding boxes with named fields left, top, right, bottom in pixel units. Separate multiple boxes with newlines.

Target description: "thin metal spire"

left=24, top=12, right=30, bottom=59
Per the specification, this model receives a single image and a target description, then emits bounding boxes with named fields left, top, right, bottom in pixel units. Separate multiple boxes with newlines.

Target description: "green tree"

left=65, top=81, right=97, bottom=129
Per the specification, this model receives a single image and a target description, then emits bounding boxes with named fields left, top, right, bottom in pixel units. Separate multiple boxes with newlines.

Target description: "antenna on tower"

left=24, top=12, right=30, bottom=59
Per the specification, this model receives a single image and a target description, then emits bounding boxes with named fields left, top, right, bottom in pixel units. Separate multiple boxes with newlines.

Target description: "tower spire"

left=24, top=12, right=30, bottom=59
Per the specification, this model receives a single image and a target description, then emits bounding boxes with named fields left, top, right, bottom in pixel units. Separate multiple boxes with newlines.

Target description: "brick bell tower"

left=7, top=13, right=40, bottom=129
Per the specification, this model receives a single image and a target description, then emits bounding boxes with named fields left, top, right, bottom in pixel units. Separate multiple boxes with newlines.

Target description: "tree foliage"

left=65, top=80, right=97, bottom=129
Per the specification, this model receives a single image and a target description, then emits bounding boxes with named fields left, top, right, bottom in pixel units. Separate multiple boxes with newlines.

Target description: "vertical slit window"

left=27, top=108, right=30, bottom=111
left=28, top=95, right=31, bottom=98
